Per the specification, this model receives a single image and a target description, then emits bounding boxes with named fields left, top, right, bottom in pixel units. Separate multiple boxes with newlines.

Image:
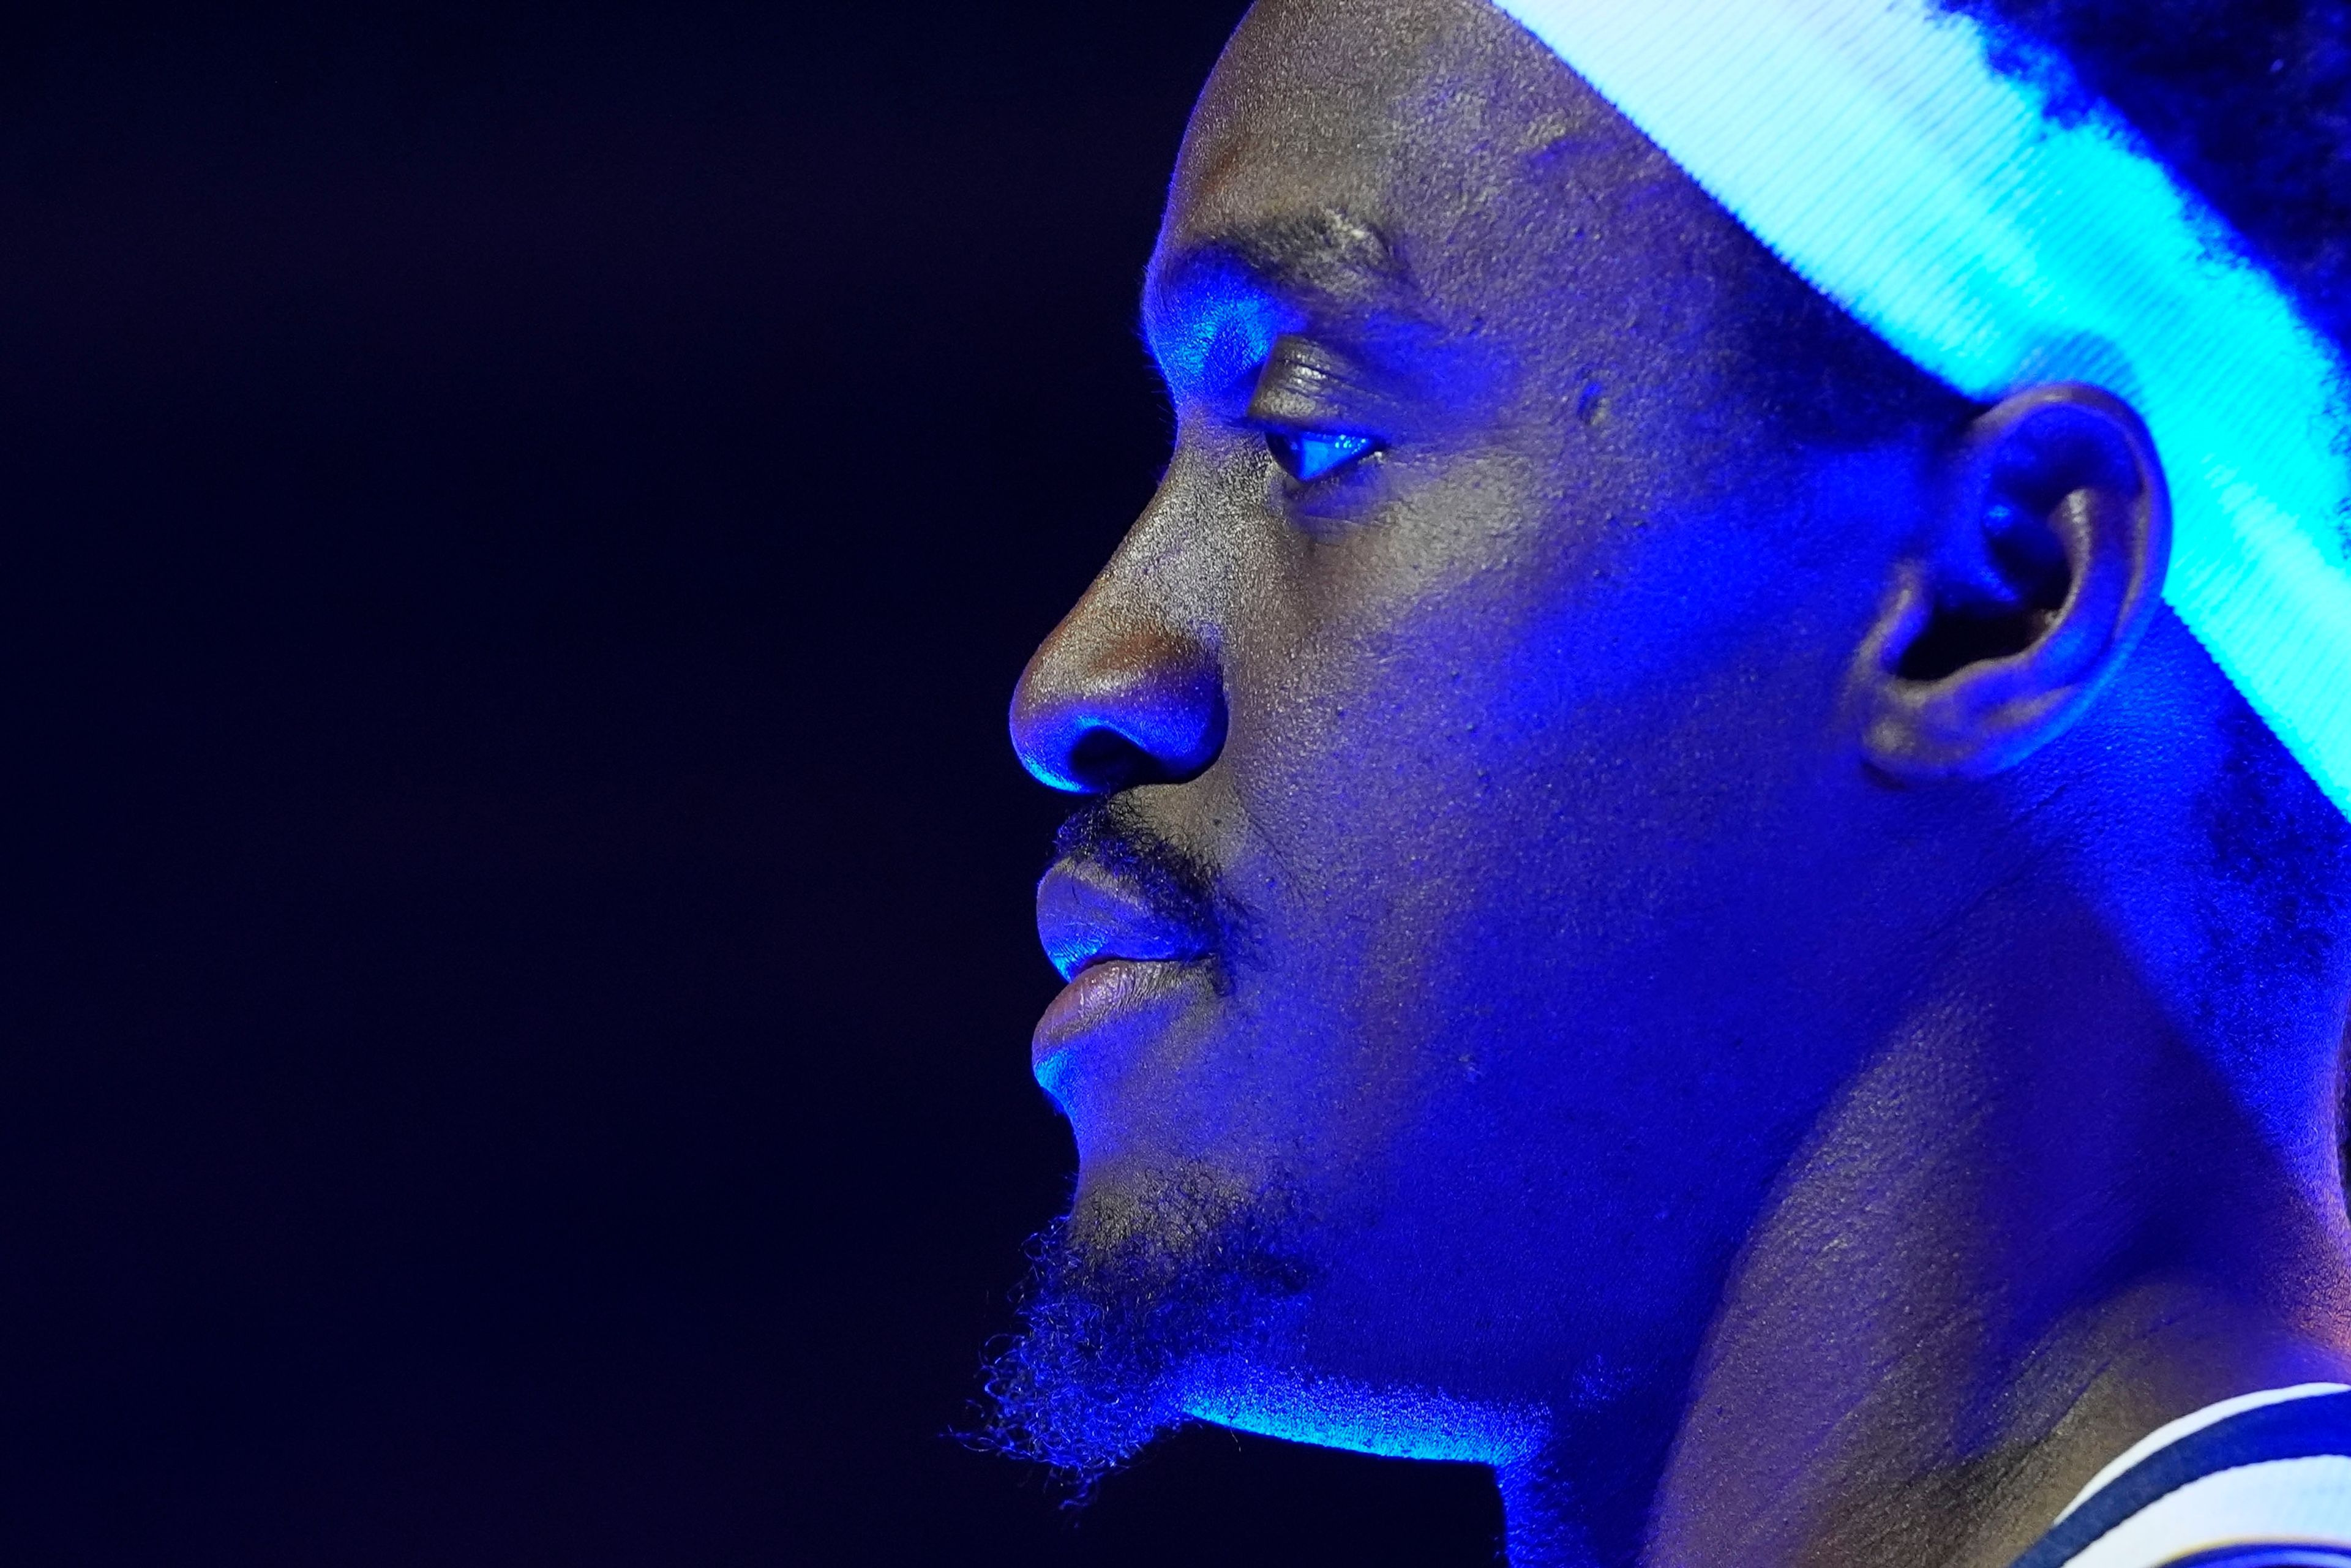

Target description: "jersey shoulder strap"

left=2008, top=1391, right=2351, bottom=1568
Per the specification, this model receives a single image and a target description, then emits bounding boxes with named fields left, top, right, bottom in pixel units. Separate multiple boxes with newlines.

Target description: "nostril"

left=1067, top=726, right=1165, bottom=793
left=1008, top=606, right=1228, bottom=793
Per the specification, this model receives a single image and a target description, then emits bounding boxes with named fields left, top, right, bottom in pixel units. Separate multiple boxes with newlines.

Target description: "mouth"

left=1032, top=855, right=1218, bottom=1082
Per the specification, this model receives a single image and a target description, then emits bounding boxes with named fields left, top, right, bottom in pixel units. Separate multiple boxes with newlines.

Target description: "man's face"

left=1002, top=0, right=1946, bottom=1467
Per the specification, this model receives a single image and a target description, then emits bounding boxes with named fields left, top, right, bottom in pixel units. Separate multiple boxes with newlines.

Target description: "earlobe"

left=1856, top=383, right=2170, bottom=784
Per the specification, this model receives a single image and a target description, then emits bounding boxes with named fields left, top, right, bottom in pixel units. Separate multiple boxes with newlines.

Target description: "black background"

left=0, top=3, right=1504, bottom=1563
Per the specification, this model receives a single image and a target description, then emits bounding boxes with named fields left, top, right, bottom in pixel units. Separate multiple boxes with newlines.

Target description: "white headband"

left=1492, top=0, right=2351, bottom=819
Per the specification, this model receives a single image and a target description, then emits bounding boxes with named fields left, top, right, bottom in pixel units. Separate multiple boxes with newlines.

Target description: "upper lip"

left=1035, top=857, right=1213, bottom=981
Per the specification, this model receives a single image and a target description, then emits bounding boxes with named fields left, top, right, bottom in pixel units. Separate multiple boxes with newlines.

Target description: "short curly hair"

left=1938, top=0, right=2351, bottom=355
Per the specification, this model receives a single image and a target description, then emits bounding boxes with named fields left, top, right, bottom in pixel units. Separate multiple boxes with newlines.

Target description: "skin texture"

left=1002, top=1, right=2351, bottom=1562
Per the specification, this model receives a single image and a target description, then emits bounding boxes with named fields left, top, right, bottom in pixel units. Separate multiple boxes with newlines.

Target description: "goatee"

left=974, top=1166, right=1311, bottom=1495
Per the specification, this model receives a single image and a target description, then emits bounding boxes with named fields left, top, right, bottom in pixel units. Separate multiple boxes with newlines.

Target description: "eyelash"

left=1262, top=428, right=1379, bottom=483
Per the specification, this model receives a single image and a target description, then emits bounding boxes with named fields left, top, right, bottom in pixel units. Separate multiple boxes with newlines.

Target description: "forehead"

left=1142, top=0, right=1687, bottom=394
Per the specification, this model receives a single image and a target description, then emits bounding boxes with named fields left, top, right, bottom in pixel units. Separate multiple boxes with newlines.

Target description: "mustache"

left=1051, top=797, right=1236, bottom=958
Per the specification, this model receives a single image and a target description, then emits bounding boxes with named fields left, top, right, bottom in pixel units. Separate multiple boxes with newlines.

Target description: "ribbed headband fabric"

left=1491, top=0, right=2351, bottom=819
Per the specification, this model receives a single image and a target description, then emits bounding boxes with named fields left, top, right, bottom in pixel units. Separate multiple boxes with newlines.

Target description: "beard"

left=975, top=1165, right=1313, bottom=1493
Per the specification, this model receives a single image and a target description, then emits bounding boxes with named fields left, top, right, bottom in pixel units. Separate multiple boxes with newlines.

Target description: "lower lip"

left=1032, top=958, right=1201, bottom=1079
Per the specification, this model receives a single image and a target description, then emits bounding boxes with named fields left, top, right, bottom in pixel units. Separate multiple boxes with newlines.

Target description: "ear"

left=1855, top=383, right=2170, bottom=784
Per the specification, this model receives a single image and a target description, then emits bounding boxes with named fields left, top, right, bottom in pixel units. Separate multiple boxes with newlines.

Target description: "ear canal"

left=1894, top=496, right=2073, bottom=681
left=1855, top=383, right=2169, bottom=786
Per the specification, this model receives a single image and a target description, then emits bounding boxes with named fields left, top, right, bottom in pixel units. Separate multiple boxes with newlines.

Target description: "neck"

left=1499, top=864, right=2351, bottom=1568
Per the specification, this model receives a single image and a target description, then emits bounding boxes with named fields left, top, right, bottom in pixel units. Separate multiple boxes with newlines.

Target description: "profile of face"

left=992, top=0, right=2198, bottom=1517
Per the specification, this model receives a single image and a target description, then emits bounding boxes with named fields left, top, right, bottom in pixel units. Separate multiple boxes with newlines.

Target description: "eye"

left=1263, top=428, right=1378, bottom=482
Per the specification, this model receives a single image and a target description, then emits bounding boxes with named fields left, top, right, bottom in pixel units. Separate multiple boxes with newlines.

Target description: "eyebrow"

left=1171, top=209, right=1414, bottom=304
left=1144, top=209, right=1427, bottom=396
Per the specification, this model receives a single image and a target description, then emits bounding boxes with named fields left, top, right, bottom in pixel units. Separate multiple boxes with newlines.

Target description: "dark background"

left=0, top=3, right=1504, bottom=1563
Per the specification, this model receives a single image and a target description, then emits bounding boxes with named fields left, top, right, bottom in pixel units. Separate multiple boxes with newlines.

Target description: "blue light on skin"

left=1145, top=263, right=1294, bottom=405
left=1183, top=1364, right=1548, bottom=1465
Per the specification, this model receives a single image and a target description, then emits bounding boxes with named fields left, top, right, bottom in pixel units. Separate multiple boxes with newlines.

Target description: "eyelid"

left=1245, top=334, right=1366, bottom=418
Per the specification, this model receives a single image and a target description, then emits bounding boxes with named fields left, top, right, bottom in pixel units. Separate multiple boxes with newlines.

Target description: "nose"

left=1009, top=580, right=1226, bottom=794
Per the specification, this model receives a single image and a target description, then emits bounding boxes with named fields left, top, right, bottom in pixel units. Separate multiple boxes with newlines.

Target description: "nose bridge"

left=1009, top=489, right=1229, bottom=794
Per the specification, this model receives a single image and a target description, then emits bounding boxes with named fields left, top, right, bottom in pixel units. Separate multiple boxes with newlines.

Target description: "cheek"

left=1136, top=435, right=1882, bottom=1233
left=1207, top=489, right=1837, bottom=1081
